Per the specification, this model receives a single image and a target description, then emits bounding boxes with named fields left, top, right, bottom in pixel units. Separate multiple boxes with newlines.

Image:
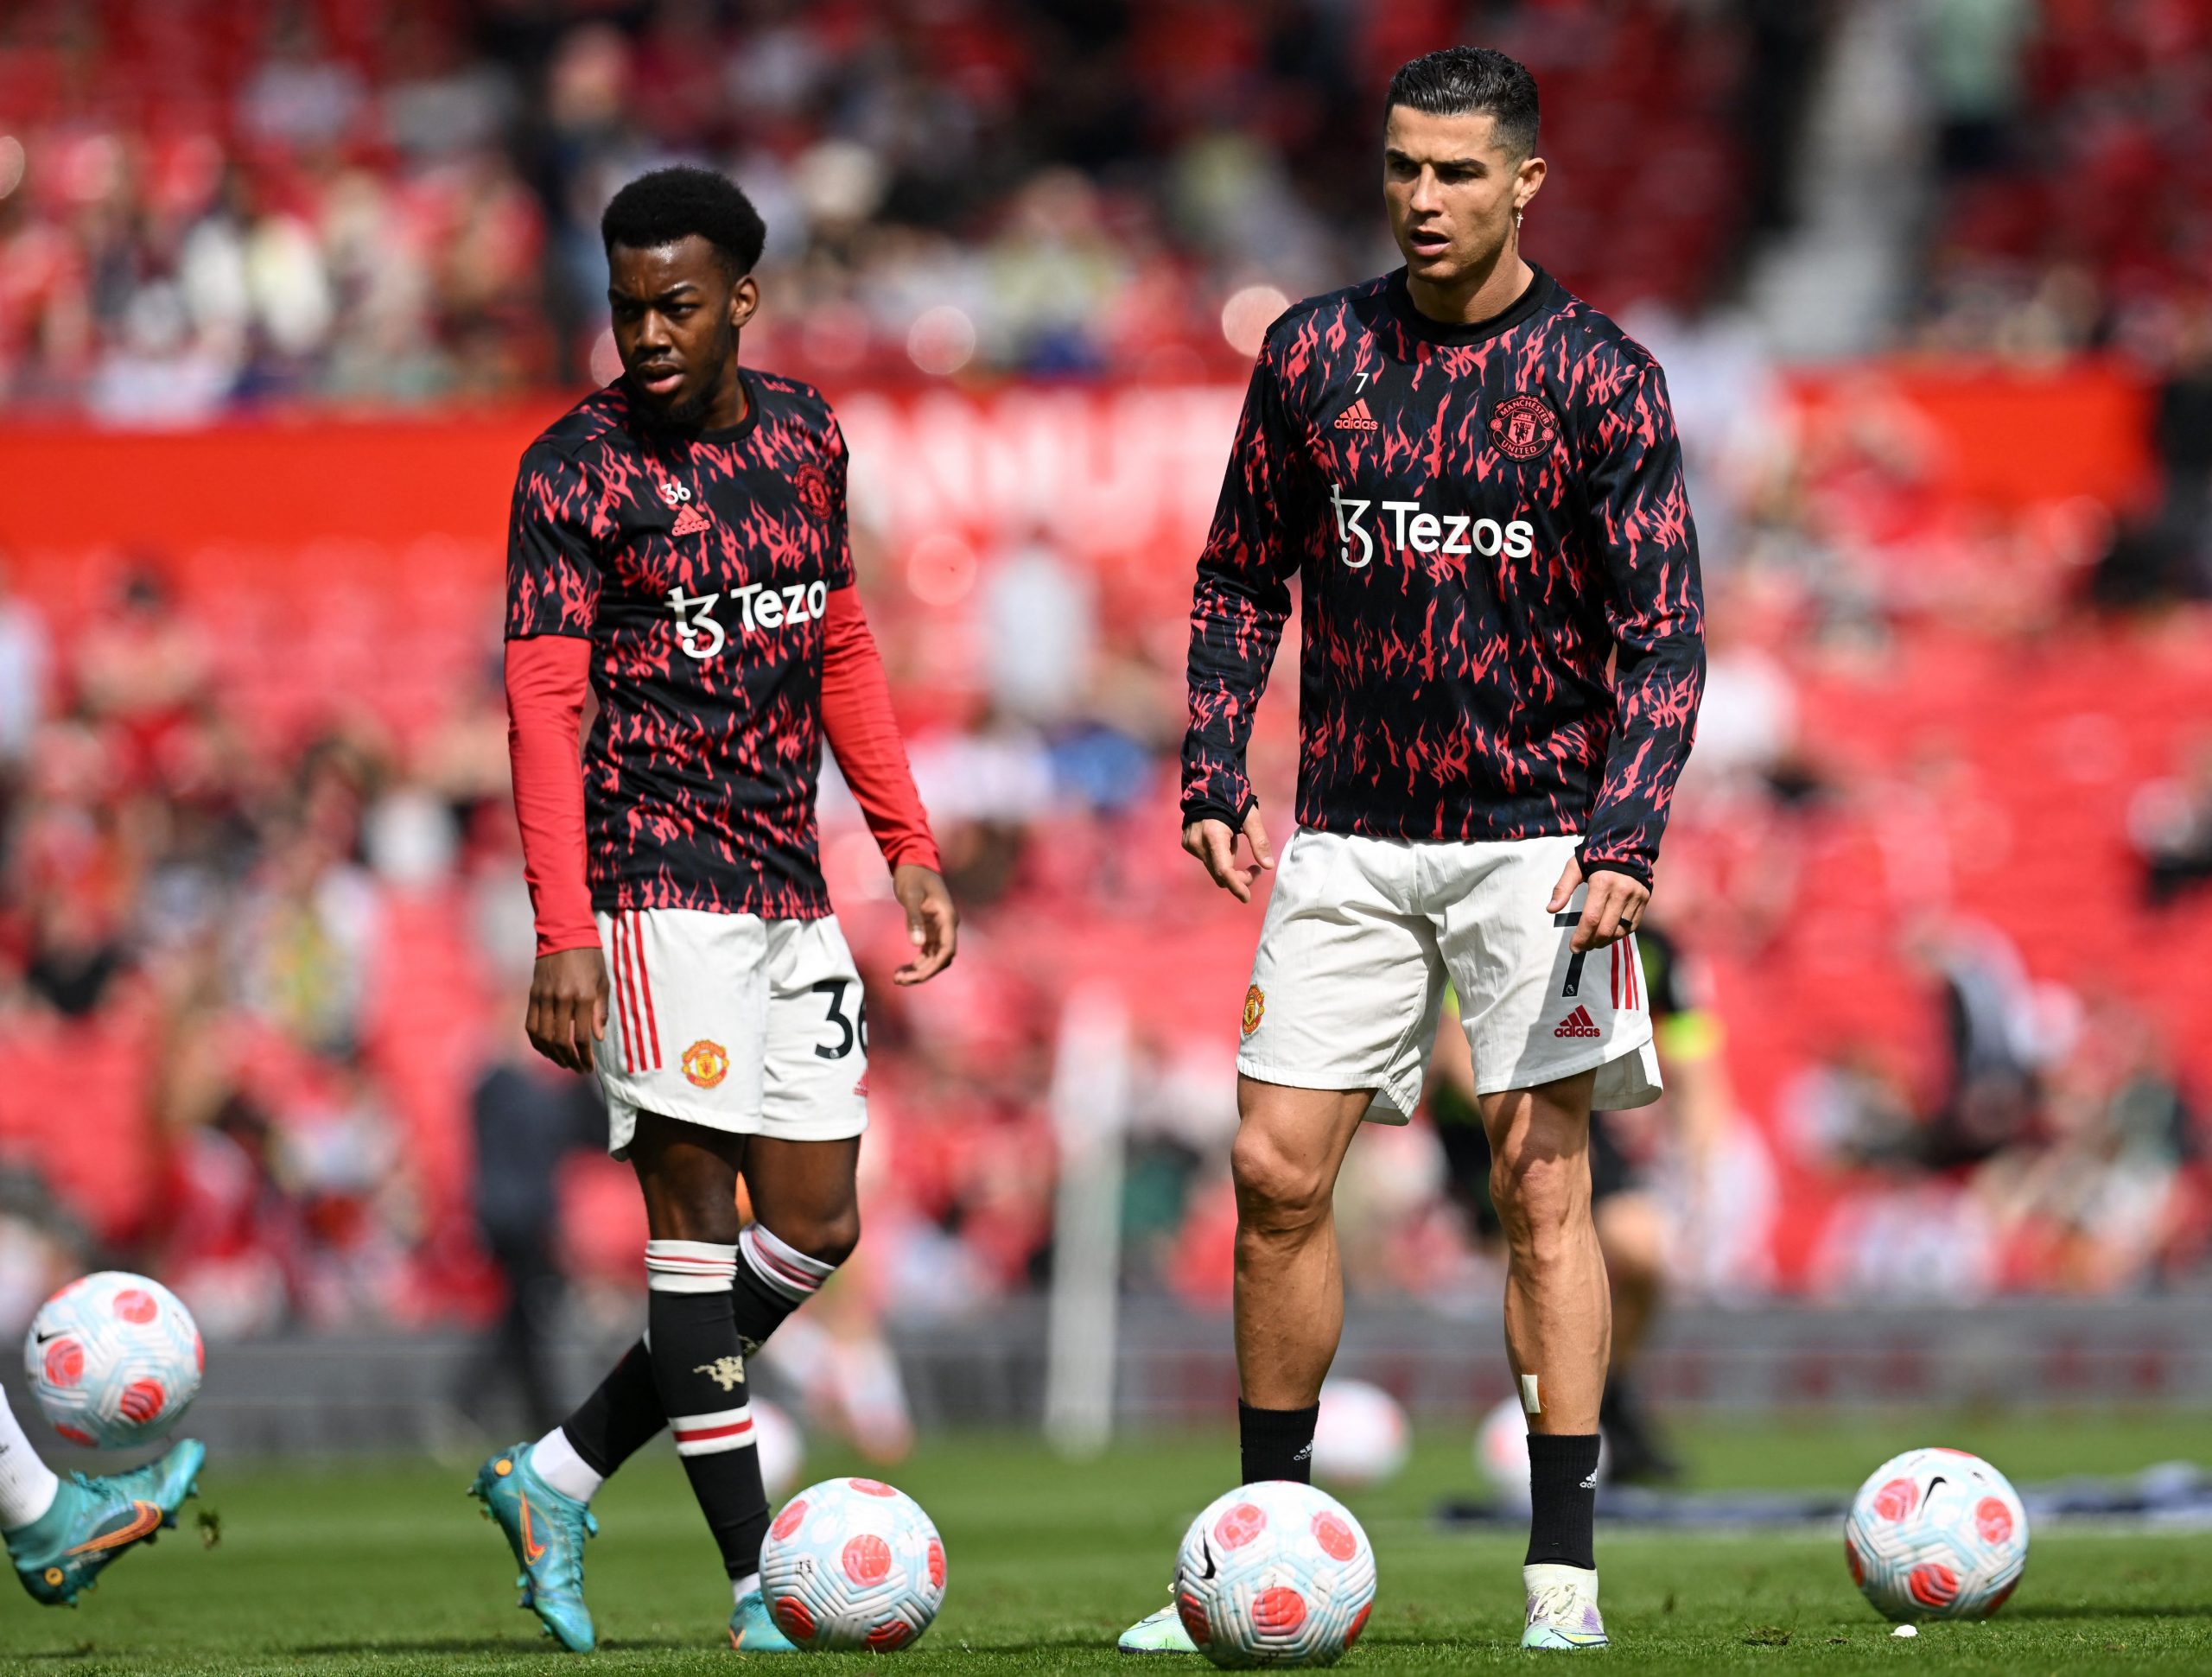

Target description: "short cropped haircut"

left=1385, top=47, right=1540, bottom=160
left=601, top=166, right=766, bottom=276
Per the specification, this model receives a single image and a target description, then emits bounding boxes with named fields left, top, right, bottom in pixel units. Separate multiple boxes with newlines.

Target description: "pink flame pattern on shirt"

left=1182, top=268, right=1705, bottom=886
left=505, top=373, right=855, bottom=918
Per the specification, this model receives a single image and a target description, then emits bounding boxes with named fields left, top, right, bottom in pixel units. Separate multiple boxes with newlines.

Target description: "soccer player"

left=480, top=166, right=955, bottom=1654
left=0, top=1390, right=203, bottom=1606
left=1119, top=47, right=1703, bottom=1655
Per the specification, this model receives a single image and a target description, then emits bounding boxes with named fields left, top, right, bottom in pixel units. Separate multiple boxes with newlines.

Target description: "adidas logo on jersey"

left=1553, top=1006, right=1601, bottom=1039
left=1334, top=397, right=1380, bottom=431
left=671, top=504, right=712, bottom=537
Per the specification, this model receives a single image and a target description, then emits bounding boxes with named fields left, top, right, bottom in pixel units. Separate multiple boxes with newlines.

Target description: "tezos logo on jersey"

left=666, top=580, right=830, bottom=660
left=1330, top=483, right=1534, bottom=569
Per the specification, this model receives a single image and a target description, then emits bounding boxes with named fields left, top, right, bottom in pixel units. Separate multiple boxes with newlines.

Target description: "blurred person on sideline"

left=1427, top=924, right=1729, bottom=1484
left=461, top=1013, right=602, bottom=1437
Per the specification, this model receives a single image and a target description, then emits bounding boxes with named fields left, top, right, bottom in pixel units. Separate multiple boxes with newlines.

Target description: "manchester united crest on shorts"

left=1489, top=393, right=1559, bottom=461
left=1242, top=985, right=1266, bottom=1037
left=683, top=1039, right=730, bottom=1088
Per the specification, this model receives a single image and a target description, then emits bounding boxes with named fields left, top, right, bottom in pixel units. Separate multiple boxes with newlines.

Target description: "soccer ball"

left=1172, top=1481, right=1377, bottom=1668
left=752, top=1398, right=805, bottom=1500
left=1473, top=1396, right=1608, bottom=1512
left=1311, top=1380, right=1408, bottom=1490
left=24, top=1272, right=203, bottom=1448
left=1844, top=1447, right=2028, bottom=1621
left=760, top=1477, right=945, bottom=1651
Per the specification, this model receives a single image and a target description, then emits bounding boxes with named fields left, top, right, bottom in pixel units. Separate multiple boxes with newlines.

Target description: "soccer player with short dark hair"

left=1120, top=47, right=1702, bottom=1654
left=476, top=164, right=956, bottom=1653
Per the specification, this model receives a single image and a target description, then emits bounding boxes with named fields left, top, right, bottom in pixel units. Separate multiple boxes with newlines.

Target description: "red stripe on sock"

left=673, top=1419, right=754, bottom=1443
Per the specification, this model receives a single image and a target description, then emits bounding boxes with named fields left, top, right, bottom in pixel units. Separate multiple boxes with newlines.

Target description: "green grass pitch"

left=3, top=1413, right=2210, bottom=1674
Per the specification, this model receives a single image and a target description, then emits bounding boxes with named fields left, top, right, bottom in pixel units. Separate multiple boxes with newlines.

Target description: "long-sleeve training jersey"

left=505, top=373, right=938, bottom=956
left=1181, top=266, right=1705, bottom=886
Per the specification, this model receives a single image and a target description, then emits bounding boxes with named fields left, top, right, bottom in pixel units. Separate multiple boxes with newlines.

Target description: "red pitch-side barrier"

left=0, top=362, right=2152, bottom=600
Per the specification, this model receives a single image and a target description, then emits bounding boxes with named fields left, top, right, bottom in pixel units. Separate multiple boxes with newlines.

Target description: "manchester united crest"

left=682, top=1039, right=729, bottom=1089
left=792, top=462, right=834, bottom=520
left=1241, top=985, right=1266, bottom=1038
left=1489, top=393, right=1559, bottom=461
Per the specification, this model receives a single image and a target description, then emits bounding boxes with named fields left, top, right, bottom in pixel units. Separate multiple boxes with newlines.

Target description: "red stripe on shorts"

left=630, top=912, right=663, bottom=1069
left=613, top=915, right=644, bottom=1074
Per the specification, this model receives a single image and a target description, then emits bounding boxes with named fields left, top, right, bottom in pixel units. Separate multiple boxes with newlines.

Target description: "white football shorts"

left=592, top=907, right=869, bottom=1157
left=1235, top=830, right=1661, bottom=1122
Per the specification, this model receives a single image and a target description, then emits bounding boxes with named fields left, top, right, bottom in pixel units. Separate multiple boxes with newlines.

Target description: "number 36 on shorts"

left=592, top=907, right=870, bottom=1158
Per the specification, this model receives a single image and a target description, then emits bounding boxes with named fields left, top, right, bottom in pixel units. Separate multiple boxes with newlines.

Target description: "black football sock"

left=729, top=1222, right=839, bottom=1353
left=645, top=1241, right=772, bottom=1579
left=1238, top=1400, right=1319, bottom=1485
left=554, top=1223, right=842, bottom=1483
left=1525, top=1432, right=1602, bottom=1570
left=557, top=1340, right=664, bottom=1479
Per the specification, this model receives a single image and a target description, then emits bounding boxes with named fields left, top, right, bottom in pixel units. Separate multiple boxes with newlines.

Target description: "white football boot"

left=1117, top=1601, right=1200, bottom=1654
left=1521, top=1563, right=1608, bottom=1649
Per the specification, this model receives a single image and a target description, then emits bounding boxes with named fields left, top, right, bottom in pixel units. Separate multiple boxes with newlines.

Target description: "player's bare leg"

left=1230, top=1078, right=1371, bottom=1471
left=1480, top=1068, right=1611, bottom=1648
left=1480, top=1069, right=1609, bottom=1432
left=1116, top=1078, right=1369, bottom=1656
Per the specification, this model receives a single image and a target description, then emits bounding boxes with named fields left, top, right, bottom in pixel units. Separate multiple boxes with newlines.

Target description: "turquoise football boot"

left=729, top=1587, right=803, bottom=1652
left=6, top=1437, right=206, bottom=1606
left=468, top=1445, right=598, bottom=1652
left=1118, top=1601, right=1202, bottom=1654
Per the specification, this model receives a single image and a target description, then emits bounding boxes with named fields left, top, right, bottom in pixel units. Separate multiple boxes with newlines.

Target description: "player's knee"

left=768, top=1204, right=861, bottom=1269
left=645, top=1169, right=744, bottom=1245
left=1230, top=1127, right=1330, bottom=1236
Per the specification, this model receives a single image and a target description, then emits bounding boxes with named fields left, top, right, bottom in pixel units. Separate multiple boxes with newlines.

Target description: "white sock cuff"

left=740, top=1223, right=838, bottom=1302
left=0, top=1387, right=60, bottom=1532
left=734, top=1571, right=761, bottom=1604
left=528, top=1426, right=605, bottom=1505
left=646, top=1238, right=738, bottom=1293
left=671, top=1401, right=755, bottom=1457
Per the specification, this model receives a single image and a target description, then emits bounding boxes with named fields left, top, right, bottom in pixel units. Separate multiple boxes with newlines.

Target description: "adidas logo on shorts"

left=1553, top=1006, right=1601, bottom=1039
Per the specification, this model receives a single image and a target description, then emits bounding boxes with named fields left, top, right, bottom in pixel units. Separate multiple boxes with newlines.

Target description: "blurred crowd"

left=0, top=0, right=2209, bottom=1346
left=0, top=0, right=2026, bottom=416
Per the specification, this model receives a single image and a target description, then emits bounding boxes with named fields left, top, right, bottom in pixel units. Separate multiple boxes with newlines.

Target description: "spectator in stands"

left=0, top=558, right=46, bottom=778
left=2130, top=734, right=2212, bottom=907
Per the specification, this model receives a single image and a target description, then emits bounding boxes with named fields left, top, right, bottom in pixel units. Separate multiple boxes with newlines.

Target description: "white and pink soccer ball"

left=760, top=1476, right=946, bottom=1652
left=1844, top=1447, right=2029, bottom=1622
left=1172, top=1481, right=1378, bottom=1668
left=24, top=1272, right=204, bottom=1449
left=1311, top=1380, right=1409, bottom=1491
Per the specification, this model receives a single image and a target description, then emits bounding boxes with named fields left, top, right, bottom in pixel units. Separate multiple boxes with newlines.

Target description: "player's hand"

left=527, top=946, right=610, bottom=1073
left=1184, top=805, right=1274, bottom=903
left=892, top=862, right=957, bottom=986
left=1548, top=856, right=1649, bottom=953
